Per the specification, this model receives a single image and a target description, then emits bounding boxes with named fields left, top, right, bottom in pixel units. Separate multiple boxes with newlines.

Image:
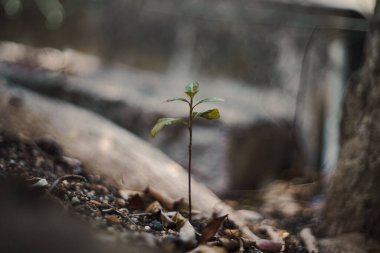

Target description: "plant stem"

left=188, top=97, right=193, bottom=222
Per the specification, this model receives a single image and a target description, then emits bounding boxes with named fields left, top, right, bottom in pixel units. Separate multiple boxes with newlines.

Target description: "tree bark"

left=323, top=3, right=380, bottom=240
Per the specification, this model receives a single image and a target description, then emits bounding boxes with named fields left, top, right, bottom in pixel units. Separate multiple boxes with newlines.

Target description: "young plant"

left=150, top=81, right=223, bottom=222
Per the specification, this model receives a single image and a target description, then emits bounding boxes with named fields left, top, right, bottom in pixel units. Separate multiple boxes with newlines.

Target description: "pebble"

left=94, top=184, right=109, bottom=194
left=149, top=220, right=163, bottom=231
left=119, top=208, right=129, bottom=216
left=87, top=191, right=95, bottom=198
left=71, top=196, right=80, bottom=204
left=32, top=178, right=49, bottom=188
left=144, top=226, right=151, bottom=231
left=116, top=198, right=126, bottom=207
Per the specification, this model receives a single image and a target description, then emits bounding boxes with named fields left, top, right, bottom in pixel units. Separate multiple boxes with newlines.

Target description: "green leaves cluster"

left=150, top=81, right=224, bottom=137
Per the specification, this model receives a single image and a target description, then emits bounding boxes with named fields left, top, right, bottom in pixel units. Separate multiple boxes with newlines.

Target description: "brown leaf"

left=172, top=212, right=196, bottom=244
left=199, top=215, right=228, bottom=244
left=104, top=214, right=122, bottom=225
left=87, top=200, right=104, bottom=207
left=223, top=229, right=241, bottom=237
left=129, top=194, right=144, bottom=210
left=172, top=212, right=187, bottom=228
left=160, top=212, right=176, bottom=229
left=145, top=201, right=163, bottom=214
left=119, top=189, right=144, bottom=200
left=145, top=186, right=181, bottom=210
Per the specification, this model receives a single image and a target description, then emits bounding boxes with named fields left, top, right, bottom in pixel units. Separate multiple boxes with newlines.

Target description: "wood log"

left=0, top=81, right=238, bottom=221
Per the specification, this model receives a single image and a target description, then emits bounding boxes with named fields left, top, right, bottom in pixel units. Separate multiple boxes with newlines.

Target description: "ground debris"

left=0, top=131, right=317, bottom=253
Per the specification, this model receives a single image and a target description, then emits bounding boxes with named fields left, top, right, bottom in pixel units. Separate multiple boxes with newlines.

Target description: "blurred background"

left=0, top=0, right=374, bottom=194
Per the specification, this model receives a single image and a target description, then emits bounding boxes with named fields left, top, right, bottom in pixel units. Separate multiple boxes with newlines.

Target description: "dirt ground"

left=0, top=130, right=316, bottom=253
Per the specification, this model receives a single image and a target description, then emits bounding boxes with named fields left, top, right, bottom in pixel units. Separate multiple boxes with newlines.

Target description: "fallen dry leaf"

left=222, top=229, right=241, bottom=237
left=119, top=189, right=144, bottom=200
left=144, top=186, right=183, bottom=210
left=199, top=214, right=228, bottom=244
left=145, top=200, right=163, bottom=214
left=160, top=211, right=176, bottom=229
left=87, top=200, right=104, bottom=207
left=129, top=194, right=144, bottom=210
left=172, top=212, right=196, bottom=245
left=104, top=214, right=122, bottom=225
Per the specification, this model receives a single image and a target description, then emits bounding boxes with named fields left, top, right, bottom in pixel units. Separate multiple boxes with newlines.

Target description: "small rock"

left=128, top=224, right=137, bottom=230
left=87, top=191, right=95, bottom=198
left=119, top=208, right=129, bottom=216
left=144, top=226, right=151, bottom=231
left=32, top=178, right=49, bottom=188
left=149, top=220, right=163, bottom=231
left=71, top=196, right=80, bottom=204
left=94, top=184, right=108, bottom=194
left=61, top=156, right=82, bottom=168
left=115, top=198, right=125, bottom=207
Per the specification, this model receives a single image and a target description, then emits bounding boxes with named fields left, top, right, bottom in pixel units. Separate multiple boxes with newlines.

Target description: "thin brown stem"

left=188, top=97, right=193, bottom=222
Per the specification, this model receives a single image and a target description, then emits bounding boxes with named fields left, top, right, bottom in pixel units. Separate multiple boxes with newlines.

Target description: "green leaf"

left=164, top=97, right=189, bottom=103
left=184, top=81, right=200, bottom=98
left=194, top=108, right=220, bottom=120
left=195, top=97, right=224, bottom=106
left=150, top=118, right=186, bottom=137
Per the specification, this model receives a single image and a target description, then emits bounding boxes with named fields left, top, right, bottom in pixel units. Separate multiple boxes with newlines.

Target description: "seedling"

left=150, top=81, right=223, bottom=222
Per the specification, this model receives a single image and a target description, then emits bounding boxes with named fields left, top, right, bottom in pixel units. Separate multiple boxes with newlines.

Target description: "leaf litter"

left=0, top=131, right=317, bottom=252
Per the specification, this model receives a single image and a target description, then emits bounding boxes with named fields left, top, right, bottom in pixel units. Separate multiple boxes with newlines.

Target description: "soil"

left=0, top=130, right=314, bottom=253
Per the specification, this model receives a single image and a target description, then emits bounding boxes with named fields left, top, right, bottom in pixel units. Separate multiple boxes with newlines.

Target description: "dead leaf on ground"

left=119, top=189, right=144, bottom=200
left=223, top=229, right=241, bottom=237
left=104, top=214, right=122, bottom=225
left=129, top=194, right=145, bottom=210
left=161, top=211, right=176, bottom=229
left=145, top=200, right=163, bottom=214
left=145, top=186, right=183, bottom=210
left=172, top=212, right=196, bottom=245
left=199, top=214, right=228, bottom=244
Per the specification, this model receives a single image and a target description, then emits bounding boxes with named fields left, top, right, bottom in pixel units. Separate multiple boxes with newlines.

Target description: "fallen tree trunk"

left=0, top=81, right=234, bottom=220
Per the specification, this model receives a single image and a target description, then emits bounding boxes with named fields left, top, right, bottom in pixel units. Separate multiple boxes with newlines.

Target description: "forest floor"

left=0, top=131, right=319, bottom=253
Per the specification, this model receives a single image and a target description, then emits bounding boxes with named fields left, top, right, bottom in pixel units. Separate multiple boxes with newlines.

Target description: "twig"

left=129, top=212, right=153, bottom=217
left=100, top=202, right=137, bottom=226
left=47, top=174, right=87, bottom=193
